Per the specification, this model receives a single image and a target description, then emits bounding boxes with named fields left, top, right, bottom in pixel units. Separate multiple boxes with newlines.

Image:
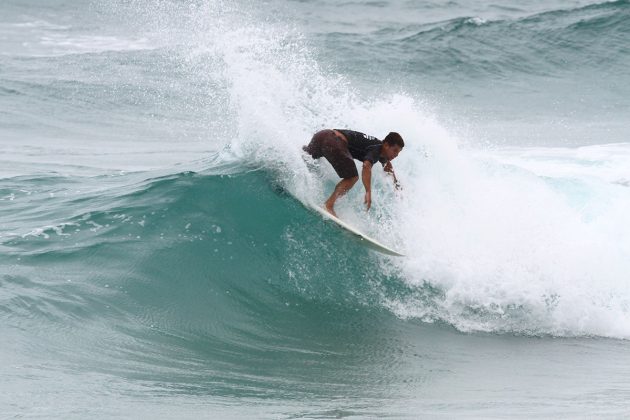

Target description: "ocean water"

left=1, top=0, right=630, bottom=418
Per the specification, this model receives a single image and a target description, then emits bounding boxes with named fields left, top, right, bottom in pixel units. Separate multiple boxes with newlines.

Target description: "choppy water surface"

left=1, top=0, right=630, bottom=417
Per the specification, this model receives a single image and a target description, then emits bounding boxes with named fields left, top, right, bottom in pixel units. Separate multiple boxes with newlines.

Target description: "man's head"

left=381, top=132, right=404, bottom=160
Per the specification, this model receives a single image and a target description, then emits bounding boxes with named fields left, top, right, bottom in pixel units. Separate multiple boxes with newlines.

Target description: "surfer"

left=303, top=129, right=404, bottom=217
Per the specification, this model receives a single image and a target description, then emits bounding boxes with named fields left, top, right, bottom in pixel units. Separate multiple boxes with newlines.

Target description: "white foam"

left=209, top=8, right=630, bottom=338
left=395, top=139, right=630, bottom=338
left=10, top=20, right=70, bottom=30
left=39, top=34, right=153, bottom=55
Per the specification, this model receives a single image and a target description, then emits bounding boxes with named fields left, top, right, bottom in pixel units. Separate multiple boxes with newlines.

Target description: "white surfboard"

left=308, top=204, right=405, bottom=257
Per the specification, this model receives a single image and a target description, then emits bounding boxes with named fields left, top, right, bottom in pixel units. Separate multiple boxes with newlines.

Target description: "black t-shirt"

left=336, top=129, right=387, bottom=165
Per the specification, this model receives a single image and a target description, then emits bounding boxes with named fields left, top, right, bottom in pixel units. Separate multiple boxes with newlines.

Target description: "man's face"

left=383, top=144, right=402, bottom=161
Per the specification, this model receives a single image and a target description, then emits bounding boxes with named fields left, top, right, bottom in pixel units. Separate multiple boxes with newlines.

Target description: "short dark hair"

left=383, top=132, right=404, bottom=148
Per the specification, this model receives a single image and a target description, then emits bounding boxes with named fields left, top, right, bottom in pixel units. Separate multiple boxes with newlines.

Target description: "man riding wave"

left=303, top=129, right=404, bottom=217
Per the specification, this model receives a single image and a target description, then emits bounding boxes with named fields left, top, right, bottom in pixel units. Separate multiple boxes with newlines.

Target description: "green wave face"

left=2, top=170, right=432, bottom=401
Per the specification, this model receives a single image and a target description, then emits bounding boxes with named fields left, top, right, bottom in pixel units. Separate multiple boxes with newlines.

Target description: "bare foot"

left=324, top=204, right=337, bottom=218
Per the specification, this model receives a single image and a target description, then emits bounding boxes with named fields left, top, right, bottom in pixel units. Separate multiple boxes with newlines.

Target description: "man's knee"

left=345, top=176, right=359, bottom=186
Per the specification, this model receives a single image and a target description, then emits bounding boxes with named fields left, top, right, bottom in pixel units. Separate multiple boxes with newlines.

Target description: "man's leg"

left=324, top=176, right=358, bottom=217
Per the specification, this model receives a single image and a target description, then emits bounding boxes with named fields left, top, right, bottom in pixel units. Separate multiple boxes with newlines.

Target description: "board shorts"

left=303, top=130, right=358, bottom=179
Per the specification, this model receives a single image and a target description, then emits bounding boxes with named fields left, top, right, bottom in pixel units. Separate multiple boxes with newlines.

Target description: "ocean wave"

left=2, top=163, right=630, bottom=340
left=323, top=0, right=630, bottom=77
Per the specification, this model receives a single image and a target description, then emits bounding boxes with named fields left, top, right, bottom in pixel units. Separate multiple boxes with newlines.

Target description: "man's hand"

left=383, top=161, right=401, bottom=190
left=364, top=190, right=372, bottom=210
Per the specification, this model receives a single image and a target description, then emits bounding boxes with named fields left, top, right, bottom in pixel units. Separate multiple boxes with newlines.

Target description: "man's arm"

left=362, top=160, right=373, bottom=210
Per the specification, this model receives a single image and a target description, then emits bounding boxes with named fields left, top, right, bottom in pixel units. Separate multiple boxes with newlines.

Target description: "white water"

left=188, top=0, right=630, bottom=339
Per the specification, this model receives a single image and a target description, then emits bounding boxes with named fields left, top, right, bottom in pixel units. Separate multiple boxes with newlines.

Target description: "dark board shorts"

left=303, top=130, right=358, bottom=179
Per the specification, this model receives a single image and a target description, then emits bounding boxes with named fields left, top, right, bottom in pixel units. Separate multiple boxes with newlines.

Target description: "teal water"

left=2, top=0, right=630, bottom=418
